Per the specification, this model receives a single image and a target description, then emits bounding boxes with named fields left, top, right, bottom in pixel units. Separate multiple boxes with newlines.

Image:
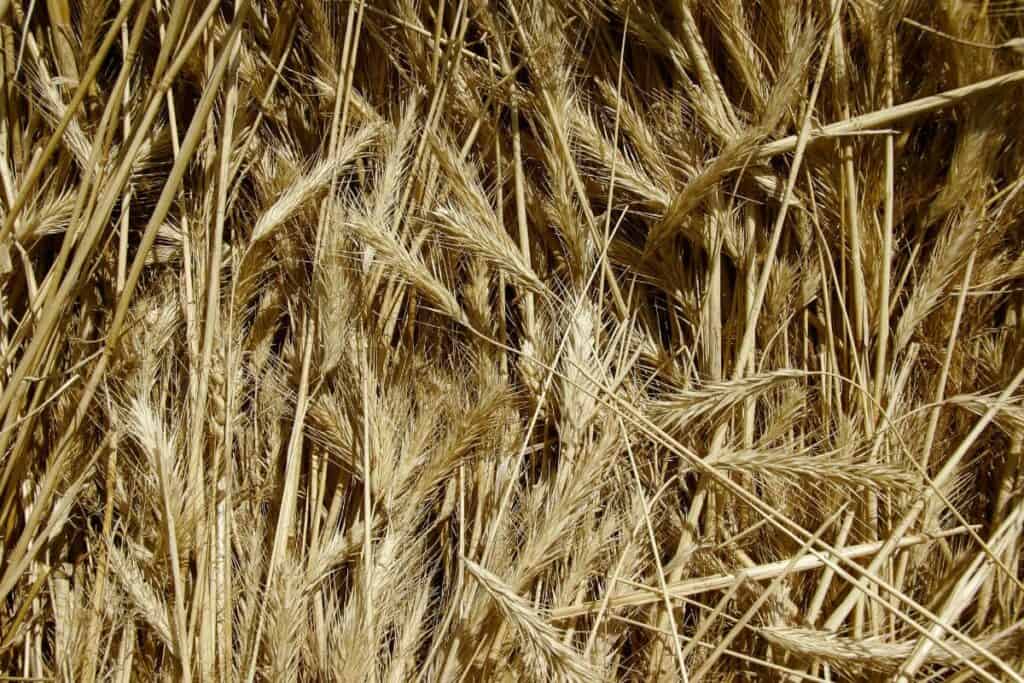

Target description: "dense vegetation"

left=1, top=0, right=1023, bottom=679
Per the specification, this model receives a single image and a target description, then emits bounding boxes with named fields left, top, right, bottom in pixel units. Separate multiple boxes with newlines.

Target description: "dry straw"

left=1, top=0, right=1023, bottom=680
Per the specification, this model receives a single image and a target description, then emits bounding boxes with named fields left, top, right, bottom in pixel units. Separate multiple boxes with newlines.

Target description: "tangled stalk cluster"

left=1, top=0, right=1024, bottom=680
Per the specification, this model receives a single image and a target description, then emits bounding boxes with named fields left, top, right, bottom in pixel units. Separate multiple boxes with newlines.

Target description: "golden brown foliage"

left=1, top=0, right=1023, bottom=680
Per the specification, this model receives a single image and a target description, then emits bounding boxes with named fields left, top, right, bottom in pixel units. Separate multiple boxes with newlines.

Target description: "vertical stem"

left=361, top=339, right=374, bottom=627
left=873, top=36, right=895, bottom=409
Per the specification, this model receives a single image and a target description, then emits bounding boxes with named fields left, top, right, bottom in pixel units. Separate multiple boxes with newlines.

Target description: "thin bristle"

left=1, top=0, right=1023, bottom=680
